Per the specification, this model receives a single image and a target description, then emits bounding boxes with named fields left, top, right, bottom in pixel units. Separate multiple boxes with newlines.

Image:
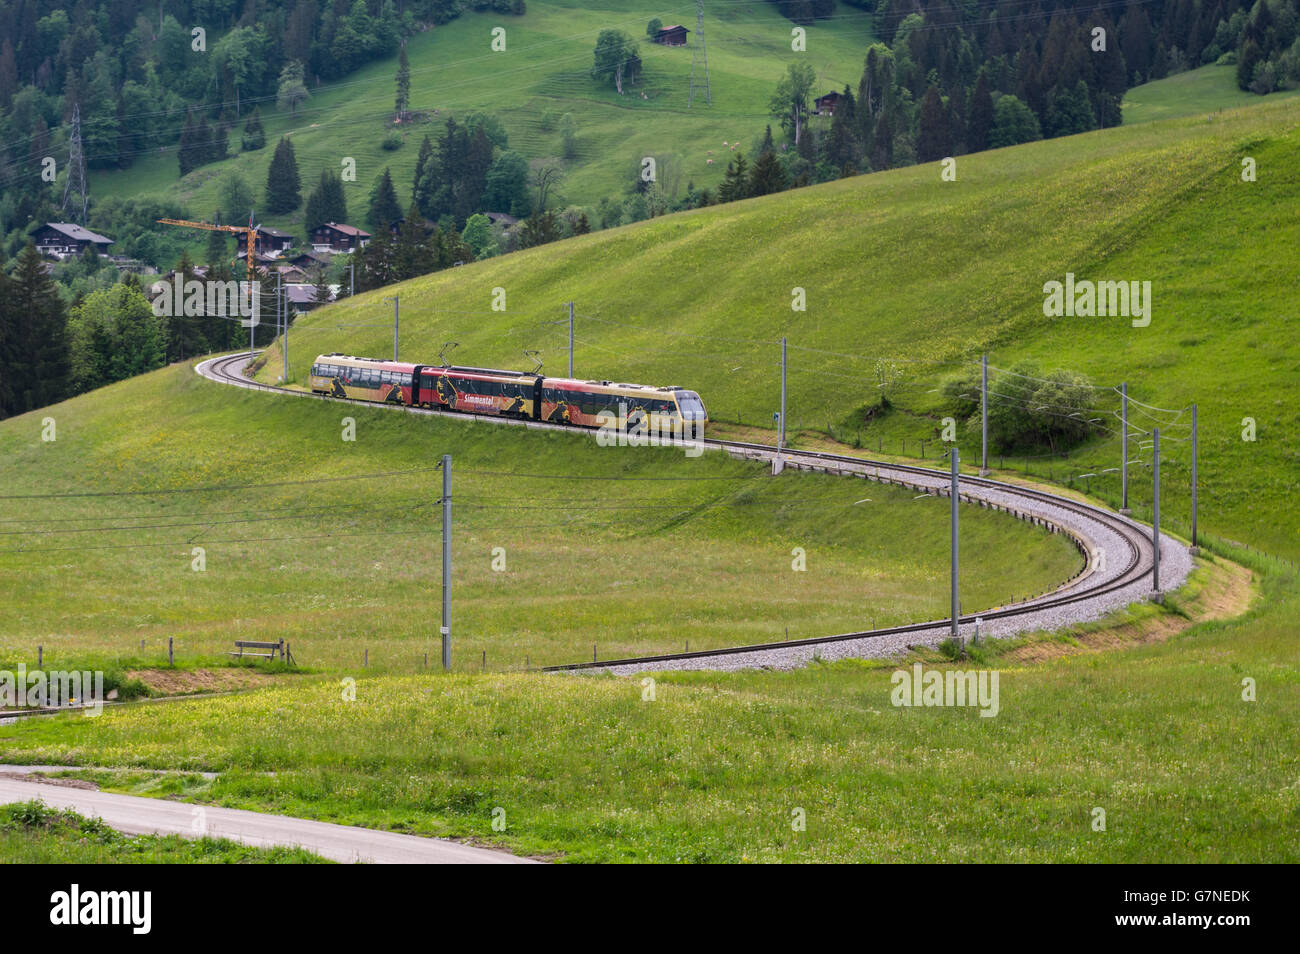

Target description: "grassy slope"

left=1122, top=63, right=1300, bottom=125
left=2, top=91, right=1296, bottom=864
left=2, top=559, right=1294, bottom=863
left=90, top=0, right=873, bottom=229
left=0, top=800, right=328, bottom=862
left=256, top=96, right=1300, bottom=558
left=0, top=363, right=1078, bottom=670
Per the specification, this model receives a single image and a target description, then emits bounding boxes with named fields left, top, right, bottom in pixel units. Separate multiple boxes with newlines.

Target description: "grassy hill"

left=2, top=93, right=1297, bottom=864
left=254, top=95, right=1300, bottom=560
left=0, top=363, right=1078, bottom=671
left=90, top=1, right=874, bottom=232
left=1122, top=63, right=1300, bottom=125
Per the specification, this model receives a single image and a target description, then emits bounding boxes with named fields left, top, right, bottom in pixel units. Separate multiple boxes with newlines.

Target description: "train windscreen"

left=676, top=391, right=707, bottom=419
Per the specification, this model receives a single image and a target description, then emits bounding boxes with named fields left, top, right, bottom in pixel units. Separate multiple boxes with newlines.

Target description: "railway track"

left=197, top=351, right=1188, bottom=673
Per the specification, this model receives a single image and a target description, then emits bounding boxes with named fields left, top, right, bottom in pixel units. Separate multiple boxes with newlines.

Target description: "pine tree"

left=241, top=109, right=266, bottom=151
left=206, top=218, right=229, bottom=265
left=367, top=167, right=402, bottom=232
left=967, top=72, right=994, bottom=153
left=917, top=85, right=951, bottom=163
left=717, top=153, right=751, bottom=202
left=395, top=43, right=410, bottom=122
left=0, top=265, right=15, bottom=416
left=304, top=169, right=348, bottom=231
left=748, top=147, right=788, bottom=196
left=265, top=137, right=302, bottom=213
left=824, top=87, right=861, bottom=171
left=165, top=249, right=204, bottom=362
left=355, top=230, right=396, bottom=292
left=10, top=244, right=69, bottom=412
left=412, top=134, right=436, bottom=214
left=311, top=265, right=332, bottom=305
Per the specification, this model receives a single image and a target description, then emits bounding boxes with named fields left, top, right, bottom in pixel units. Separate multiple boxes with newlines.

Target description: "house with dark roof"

left=653, top=25, right=689, bottom=46
left=287, top=250, right=335, bottom=269
left=285, top=283, right=338, bottom=311
left=33, top=223, right=114, bottom=259
left=813, top=91, right=843, bottom=116
left=254, top=225, right=295, bottom=257
left=310, top=222, right=371, bottom=253
left=236, top=249, right=281, bottom=267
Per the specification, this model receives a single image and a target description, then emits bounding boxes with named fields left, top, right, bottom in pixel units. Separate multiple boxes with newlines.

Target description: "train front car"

left=416, top=366, right=544, bottom=419
left=673, top=389, right=708, bottom=438
left=310, top=355, right=417, bottom=405
left=539, top=378, right=707, bottom=440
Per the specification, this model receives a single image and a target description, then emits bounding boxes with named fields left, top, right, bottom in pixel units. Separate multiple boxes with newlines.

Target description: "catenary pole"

left=441, top=454, right=451, bottom=671
left=277, top=270, right=283, bottom=382
left=779, top=336, right=787, bottom=450
left=1191, top=404, right=1198, bottom=551
left=1152, top=428, right=1161, bottom=593
left=1121, top=382, right=1130, bottom=514
left=568, top=301, right=574, bottom=378
left=951, top=448, right=960, bottom=640
left=980, top=353, right=989, bottom=475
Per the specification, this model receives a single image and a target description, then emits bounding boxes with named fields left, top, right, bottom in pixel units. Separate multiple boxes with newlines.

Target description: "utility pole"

left=1191, top=404, right=1199, bottom=553
left=779, top=336, right=787, bottom=451
left=688, top=0, right=711, bottom=107
left=349, top=262, right=355, bottom=298
left=276, top=270, right=283, bottom=382
left=950, top=448, right=960, bottom=641
left=282, top=284, right=289, bottom=383
left=980, top=353, right=989, bottom=475
left=1152, top=428, right=1161, bottom=596
left=1120, top=382, right=1130, bottom=515
left=62, top=102, right=88, bottom=226
left=249, top=285, right=255, bottom=364
left=568, top=301, right=575, bottom=378
left=440, top=454, right=452, bottom=671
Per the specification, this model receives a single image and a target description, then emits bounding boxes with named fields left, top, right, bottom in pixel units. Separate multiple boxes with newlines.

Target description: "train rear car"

left=310, top=354, right=417, bottom=405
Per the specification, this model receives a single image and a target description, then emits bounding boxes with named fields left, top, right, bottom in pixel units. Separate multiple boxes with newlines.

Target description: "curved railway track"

left=197, top=351, right=1190, bottom=673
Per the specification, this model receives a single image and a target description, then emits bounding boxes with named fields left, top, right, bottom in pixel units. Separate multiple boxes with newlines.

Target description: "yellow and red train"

left=308, top=353, right=708, bottom=434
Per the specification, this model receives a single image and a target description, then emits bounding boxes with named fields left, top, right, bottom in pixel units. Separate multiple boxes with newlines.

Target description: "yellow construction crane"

left=156, top=216, right=259, bottom=287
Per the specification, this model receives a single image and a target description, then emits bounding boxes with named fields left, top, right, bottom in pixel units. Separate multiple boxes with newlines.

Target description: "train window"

left=676, top=391, right=706, bottom=419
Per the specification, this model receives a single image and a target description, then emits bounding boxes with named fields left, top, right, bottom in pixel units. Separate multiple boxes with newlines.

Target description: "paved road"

left=0, top=772, right=536, bottom=864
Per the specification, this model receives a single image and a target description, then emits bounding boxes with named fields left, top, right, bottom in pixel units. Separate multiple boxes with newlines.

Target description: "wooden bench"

left=228, top=639, right=293, bottom=665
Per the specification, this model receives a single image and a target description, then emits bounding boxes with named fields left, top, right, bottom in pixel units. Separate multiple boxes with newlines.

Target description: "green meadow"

left=0, top=362, right=1079, bottom=672
left=1121, top=63, right=1300, bottom=125
left=2, top=75, right=1296, bottom=864
left=91, top=0, right=875, bottom=224
left=254, top=96, right=1300, bottom=560
left=1, top=555, right=1293, bottom=863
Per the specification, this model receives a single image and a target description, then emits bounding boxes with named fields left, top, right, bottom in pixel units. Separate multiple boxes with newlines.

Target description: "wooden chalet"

left=653, top=25, right=690, bottom=47
left=813, top=91, right=843, bottom=116
left=310, top=222, right=371, bottom=253
left=33, top=222, right=114, bottom=259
